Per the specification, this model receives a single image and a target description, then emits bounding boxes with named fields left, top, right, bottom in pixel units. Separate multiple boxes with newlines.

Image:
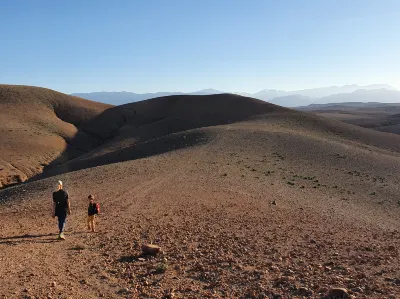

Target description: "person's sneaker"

left=59, top=233, right=65, bottom=240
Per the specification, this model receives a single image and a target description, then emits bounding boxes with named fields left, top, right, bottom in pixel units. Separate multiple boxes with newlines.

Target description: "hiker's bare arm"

left=67, top=199, right=71, bottom=215
left=52, top=202, right=55, bottom=218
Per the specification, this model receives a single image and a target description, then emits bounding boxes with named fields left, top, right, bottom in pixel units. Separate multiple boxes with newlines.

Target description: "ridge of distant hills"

left=3, top=84, right=400, bottom=190
left=72, top=84, right=399, bottom=107
left=299, top=100, right=400, bottom=135
left=4, top=83, right=400, bottom=190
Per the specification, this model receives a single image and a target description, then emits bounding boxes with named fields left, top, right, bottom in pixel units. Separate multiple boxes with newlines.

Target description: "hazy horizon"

left=71, top=83, right=397, bottom=95
left=70, top=84, right=400, bottom=107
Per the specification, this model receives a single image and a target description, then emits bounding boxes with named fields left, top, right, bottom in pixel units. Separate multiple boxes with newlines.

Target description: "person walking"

left=52, top=180, right=71, bottom=239
left=87, top=194, right=99, bottom=232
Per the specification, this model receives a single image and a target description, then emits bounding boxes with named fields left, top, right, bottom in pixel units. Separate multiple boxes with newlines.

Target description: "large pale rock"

left=142, top=244, right=161, bottom=255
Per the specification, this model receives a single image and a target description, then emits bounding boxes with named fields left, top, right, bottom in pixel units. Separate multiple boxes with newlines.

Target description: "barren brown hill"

left=38, top=94, right=288, bottom=176
left=36, top=94, right=400, bottom=178
left=0, top=85, right=112, bottom=188
left=1, top=93, right=400, bottom=298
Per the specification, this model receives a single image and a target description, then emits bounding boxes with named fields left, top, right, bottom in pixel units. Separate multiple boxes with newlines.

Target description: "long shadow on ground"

left=0, top=233, right=57, bottom=245
left=0, top=231, right=90, bottom=245
left=0, top=233, right=53, bottom=240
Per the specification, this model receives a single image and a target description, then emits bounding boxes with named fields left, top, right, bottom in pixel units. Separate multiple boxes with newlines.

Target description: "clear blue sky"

left=1, top=0, right=399, bottom=93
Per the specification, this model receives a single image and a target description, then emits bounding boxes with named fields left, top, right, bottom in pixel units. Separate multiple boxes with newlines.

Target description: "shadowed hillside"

left=35, top=94, right=288, bottom=177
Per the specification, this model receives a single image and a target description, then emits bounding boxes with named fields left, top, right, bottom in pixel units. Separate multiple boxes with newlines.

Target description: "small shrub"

left=156, top=262, right=168, bottom=274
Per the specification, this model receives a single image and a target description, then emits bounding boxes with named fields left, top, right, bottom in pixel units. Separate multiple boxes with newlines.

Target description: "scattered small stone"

left=79, top=279, right=87, bottom=285
left=271, top=200, right=277, bottom=206
left=117, top=288, right=131, bottom=294
left=328, top=287, right=349, bottom=298
left=298, top=286, right=313, bottom=297
left=351, top=287, right=363, bottom=293
left=51, top=281, right=57, bottom=287
left=162, top=288, right=175, bottom=299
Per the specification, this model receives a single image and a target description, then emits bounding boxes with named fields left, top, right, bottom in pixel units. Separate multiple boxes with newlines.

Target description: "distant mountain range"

left=72, top=84, right=399, bottom=107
